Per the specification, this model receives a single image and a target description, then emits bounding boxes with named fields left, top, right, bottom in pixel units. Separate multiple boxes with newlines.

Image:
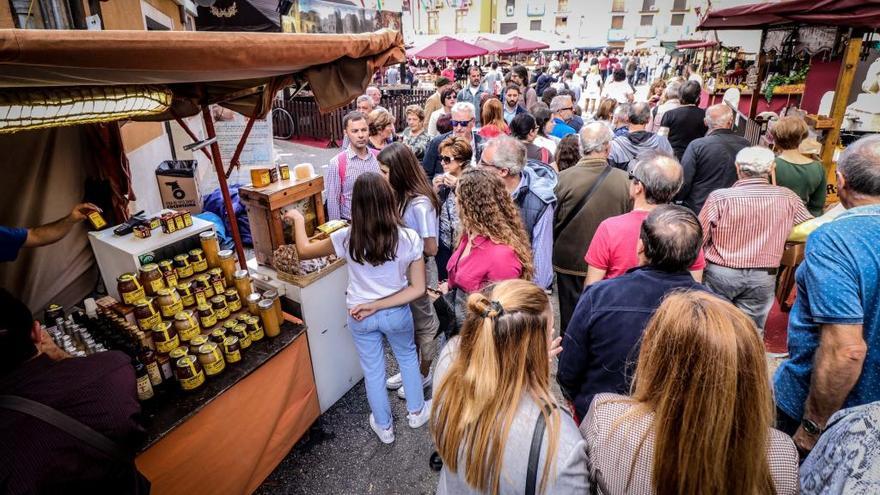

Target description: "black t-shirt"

left=661, top=105, right=708, bottom=160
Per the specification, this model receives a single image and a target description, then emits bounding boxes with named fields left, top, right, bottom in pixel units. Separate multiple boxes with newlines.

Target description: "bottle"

left=139, top=347, right=163, bottom=387
left=134, top=359, right=155, bottom=401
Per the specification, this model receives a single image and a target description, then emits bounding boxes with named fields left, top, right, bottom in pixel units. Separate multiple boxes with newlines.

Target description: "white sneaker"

left=397, top=371, right=433, bottom=399
left=385, top=372, right=403, bottom=390
left=407, top=400, right=432, bottom=429
left=369, top=414, right=394, bottom=444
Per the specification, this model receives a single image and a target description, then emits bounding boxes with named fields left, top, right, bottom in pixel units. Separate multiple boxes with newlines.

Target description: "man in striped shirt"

left=324, top=111, right=379, bottom=221
left=699, top=146, right=812, bottom=334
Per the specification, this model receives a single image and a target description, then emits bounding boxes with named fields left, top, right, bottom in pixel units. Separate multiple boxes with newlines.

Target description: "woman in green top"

left=771, top=116, right=827, bottom=216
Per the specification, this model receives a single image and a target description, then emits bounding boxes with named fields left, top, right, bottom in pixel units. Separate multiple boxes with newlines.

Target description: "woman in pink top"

left=446, top=168, right=533, bottom=294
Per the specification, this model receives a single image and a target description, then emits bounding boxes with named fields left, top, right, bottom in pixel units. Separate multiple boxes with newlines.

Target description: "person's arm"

left=532, top=206, right=555, bottom=290
left=24, top=203, right=100, bottom=248
left=584, top=266, right=606, bottom=287
left=583, top=222, right=611, bottom=287
left=698, top=195, right=718, bottom=247
left=807, top=167, right=828, bottom=217
left=324, top=158, right=342, bottom=221
left=351, top=257, right=427, bottom=319
left=675, top=142, right=699, bottom=203
left=658, top=112, right=671, bottom=136
left=423, top=237, right=438, bottom=257
left=284, top=210, right=335, bottom=260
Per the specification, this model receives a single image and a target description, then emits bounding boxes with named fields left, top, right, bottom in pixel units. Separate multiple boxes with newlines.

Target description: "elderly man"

left=481, top=136, right=556, bottom=291
left=648, top=82, right=681, bottom=132
left=660, top=80, right=708, bottom=160
left=365, top=86, right=387, bottom=113
left=556, top=88, right=584, bottom=132
left=608, top=102, right=673, bottom=171
left=774, top=135, right=880, bottom=458
left=676, top=104, right=751, bottom=213
left=585, top=151, right=705, bottom=286
left=325, top=111, right=380, bottom=220
left=699, top=146, right=812, bottom=334
left=423, top=76, right=452, bottom=119
left=356, top=95, right=374, bottom=115
left=558, top=205, right=707, bottom=420
left=422, top=102, right=483, bottom=179
left=553, top=123, right=632, bottom=331
left=549, top=95, right=577, bottom=139
left=456, top=66, right=486, bottom=127
left=611, top=103, right=630, bottom=137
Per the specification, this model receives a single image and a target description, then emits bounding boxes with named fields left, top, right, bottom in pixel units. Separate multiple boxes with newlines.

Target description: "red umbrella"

left=474, top=37, right=513, bottom=54
left=699, top=0, right=880, bottom=30
left=500, top=36, right=550, bottom=55
left=411, top=36, right=488, bottom=60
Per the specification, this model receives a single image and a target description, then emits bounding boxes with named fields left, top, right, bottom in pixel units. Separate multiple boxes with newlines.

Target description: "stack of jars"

left=113, top=230, right=286, bottom=393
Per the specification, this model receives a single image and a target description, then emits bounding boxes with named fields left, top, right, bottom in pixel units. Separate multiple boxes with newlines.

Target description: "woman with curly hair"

left=447, top=168, right=533, bottom=296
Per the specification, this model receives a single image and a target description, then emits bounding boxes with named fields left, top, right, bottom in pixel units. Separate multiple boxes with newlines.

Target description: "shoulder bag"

left=525, top=408, right=548, bottom=495
left=554, top=165, right=612, bottom=241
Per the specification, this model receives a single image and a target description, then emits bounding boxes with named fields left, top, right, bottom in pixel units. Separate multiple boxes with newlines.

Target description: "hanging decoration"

left=210, top=1, right=237, bottom=18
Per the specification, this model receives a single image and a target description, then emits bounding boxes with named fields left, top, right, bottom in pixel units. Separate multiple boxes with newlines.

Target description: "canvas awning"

left=677, top=40, right=718, bottom=50
left=474, top=37, right=513, bottom=55
left=500, top=36, right=550, bottom=55
left=699, top=0, right=880, bottom=30
left=411, top=36, right=488, bottom=60
left=0, top=28, right=405, bottom=126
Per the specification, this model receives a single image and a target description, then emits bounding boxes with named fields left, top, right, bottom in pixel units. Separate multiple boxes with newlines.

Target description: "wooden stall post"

left=749, top=28, right=769, bottom=119
left=201, top=106, right=248, bottom=270
left=820, top=33, right=864, bottom=205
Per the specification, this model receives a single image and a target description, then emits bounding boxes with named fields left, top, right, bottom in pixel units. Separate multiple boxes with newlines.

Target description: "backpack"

left=336, top=148, right=379, bottom=216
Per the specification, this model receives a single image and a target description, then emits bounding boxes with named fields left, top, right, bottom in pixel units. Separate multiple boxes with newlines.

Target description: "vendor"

left=1, top=203, right=100, bottom=262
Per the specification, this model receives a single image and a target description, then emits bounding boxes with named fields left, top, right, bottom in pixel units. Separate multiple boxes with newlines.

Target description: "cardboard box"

left=156, top=160, right=202, bottom=214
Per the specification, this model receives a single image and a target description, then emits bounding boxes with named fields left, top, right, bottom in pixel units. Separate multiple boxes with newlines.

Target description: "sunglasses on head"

left=451, top=119, right=473, bottom=127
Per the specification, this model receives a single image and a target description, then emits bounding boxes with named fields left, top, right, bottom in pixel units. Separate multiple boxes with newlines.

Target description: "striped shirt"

left=324, top=146, right=380, bottom=221
left=699, top=178, right=812, bottom=269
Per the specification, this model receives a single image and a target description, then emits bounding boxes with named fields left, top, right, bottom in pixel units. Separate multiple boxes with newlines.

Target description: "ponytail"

left=462, top=293, right=500, bottom=422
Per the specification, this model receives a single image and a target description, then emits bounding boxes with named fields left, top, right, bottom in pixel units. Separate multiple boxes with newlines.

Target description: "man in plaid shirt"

left=324, top=111, right=379, bottom=221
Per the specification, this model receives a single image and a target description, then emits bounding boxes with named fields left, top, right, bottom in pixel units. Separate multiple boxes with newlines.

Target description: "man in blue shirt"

left=558, top=205, right=707, bottom=420
left=548, top=95, right=576, bottom=139
left=1, top=203, right=100, bottom=262
left=774, top=135, right=880, bottom=457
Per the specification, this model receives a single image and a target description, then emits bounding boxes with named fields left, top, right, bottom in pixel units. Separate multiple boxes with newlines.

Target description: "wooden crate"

left=239, top=176, right=325, bottom=267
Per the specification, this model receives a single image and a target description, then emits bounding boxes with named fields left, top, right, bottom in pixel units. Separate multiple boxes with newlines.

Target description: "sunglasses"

left=451, top=119, right=473, bottom=127
left=440, top=155, right=457, bottom=163
left=559, top=107, right=573, bottom=112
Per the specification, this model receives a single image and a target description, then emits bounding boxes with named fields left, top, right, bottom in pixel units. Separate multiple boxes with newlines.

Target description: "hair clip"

left=481, top=300, right=504, bottom=319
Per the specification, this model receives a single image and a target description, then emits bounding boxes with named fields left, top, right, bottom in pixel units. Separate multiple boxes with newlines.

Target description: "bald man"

left=674, top=104, right=751, bottom=214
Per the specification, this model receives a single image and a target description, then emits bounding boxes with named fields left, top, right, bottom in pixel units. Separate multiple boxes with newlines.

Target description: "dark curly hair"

left=554, top=134, right=581, bottom=171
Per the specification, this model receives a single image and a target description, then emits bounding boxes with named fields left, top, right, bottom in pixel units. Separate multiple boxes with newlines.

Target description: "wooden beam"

left=820, top=33, right=863, bottom=205
left=749, top=28, right=768, bottom=120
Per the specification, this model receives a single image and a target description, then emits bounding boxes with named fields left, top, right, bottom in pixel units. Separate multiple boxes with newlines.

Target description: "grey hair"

left=631, top=150, right=683, bottom=204
left=664, top=82, right=682, bottom=100
left=837, top=134, right=880, bottom=197
left=628, top=102, right=652, bottom=126
left=450, top=101, right=476, bottom=119
left=580, top=122, right=614, bottom=155
left=549, top=95, right=572, bottom=113
left=735, top=146, right=775, bottom=177
left=704, top=104, right=734, bottom=129
left=356, top=95, right=372, bottom=105
left=485, top=135, right=526, bottom=175
left=640, top=204, right=703, bottom=272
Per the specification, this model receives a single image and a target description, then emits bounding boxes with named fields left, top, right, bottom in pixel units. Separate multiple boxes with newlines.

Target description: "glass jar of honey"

left=155, top=287, right=183, bottom=318
left=245, top=316, right=265, bottom=342
left=217, top=249, right=236, bottom=287
left=233, top=269, right=252, bottom=303
left=177, top=282, right=196, bottom=308
left=152, top=321, right=180, bottom=354
left=199, top=231, right=221, bottom=269
left=196, top=303, right=217, bottom=330
left=211, top=295, right=230, bottom=321
left=174, top=254, right=194, bottom=279
left=263, top=289, right=284, bottom=324
left=139, top=264, right=166, bottom=297
left=133, top=299, right=161, bottom=332
left=224, top=288, right=242, bottom=313
left=258, top=299, right=280, bottom=338
left=158, top=260, right=178, bottom=288
left=117, top=273, right=145, bottom=306
left=174, top=310, right=201, bottom=342
left=189, top=248, right=209, bottom=274
left=207, top=268, right=226, bottom=295
left=246, top=293, right=262, bottom=316
left=193, top=275, right=214, bottom=305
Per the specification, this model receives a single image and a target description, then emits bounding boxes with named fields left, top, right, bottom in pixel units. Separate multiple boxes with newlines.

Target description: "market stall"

left=0, top=27, right=404, bottom=494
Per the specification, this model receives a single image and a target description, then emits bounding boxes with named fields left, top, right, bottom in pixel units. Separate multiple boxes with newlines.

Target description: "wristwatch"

left=802, top=418, right=823, bottom=436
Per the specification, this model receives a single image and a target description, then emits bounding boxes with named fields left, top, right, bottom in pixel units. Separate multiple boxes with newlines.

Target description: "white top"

left=427, top=108, right=448, bottom=137
left=602, top=80, right=634, bottom=104
left=330, top=226, right=423, bottom=307
left=402, top=195, right=438, bottom=241
left=534, top=135, right=558, bottom=155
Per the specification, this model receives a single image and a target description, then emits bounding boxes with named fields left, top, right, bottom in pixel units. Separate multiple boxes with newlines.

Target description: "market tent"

left=500, top=36, right=551, bottom=54
left=474, top=36, right=513, bottom=54
left=411, top=36, right=488, bottom=60
left=698, top=0, right=880, bottom=30
left=0, top=28, right=405, bottom=125
left=677, top=40, right=718, bottom=50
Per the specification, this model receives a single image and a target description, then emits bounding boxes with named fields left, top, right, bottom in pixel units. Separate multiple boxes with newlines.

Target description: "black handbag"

left=432, top=287, right=460, bottom=339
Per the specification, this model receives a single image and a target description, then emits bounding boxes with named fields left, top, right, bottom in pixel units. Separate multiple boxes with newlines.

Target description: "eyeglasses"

left=627, top=171, right=642, bottom=183
left=451, top=119, right=474, bottom=127
left=559, top=107, right=573, bottom=112
left=440, top=155, right=456, bottom=163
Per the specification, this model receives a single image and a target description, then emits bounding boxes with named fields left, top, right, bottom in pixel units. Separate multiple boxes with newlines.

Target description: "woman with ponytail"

left=431, top=279, right=588, bottom=494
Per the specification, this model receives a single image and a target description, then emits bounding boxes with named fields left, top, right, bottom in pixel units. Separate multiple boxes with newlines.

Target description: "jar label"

left=164, top=273, right=179, bottom=288
left=122, top=287, right=145, bottom=305
left=200, top=314, right=217, bottom=329
left=195, top=291, right=207, bottom=306
left=227, top=300, right=242, bottom=313
left=203, top=358, right=226, bottom=376
left=181, top=293, right=196, bottom=307
left=160, top=359, right=174, bottom=380
left=180, top=371, right=205, bottom=390
left=215, top=307, right=230, bottom=320
left=155, top=334, right=180, bottom=354
left=224, top=350, right=242, bottom=363
left=239, top=335, right=251, bottom=349
left=137, top=313, right=161, bottom=332
left=212, top=281, right=225, bottom=295
left=146, top=362, right=163, bottom=386
left=193, top=260, right=208, bottom=273
left=179, top=325, right=200, bottom=342
left=149, top=279, right=165, bottom=293
left=160, top=300, right=183, bottom=318
left=176, top=266, right=194, bottom=279
left=249, top=328, right=265, bottom=342
left=136, top=376, right=154, bottom=400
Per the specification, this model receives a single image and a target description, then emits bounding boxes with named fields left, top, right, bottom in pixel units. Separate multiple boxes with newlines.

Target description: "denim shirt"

left=557, top=266, right=706, bottom=419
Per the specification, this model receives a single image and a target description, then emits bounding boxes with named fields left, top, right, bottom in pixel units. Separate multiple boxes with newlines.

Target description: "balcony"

left=635, top=25, right=657, bottom=38
left=607, top=29, right=629, bottom=42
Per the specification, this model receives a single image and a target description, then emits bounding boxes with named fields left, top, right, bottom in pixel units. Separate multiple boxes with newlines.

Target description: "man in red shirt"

left=585, top=150, right=705, bottom=286
left=699, top=146, right=812, bottom=334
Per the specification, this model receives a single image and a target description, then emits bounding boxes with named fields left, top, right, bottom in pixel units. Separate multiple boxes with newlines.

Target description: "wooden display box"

left=239, top=176, right=325, bottom=267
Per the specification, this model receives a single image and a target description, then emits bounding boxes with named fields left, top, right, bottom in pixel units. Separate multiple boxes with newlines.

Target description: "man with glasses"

left=549, top=95, right=577, bottom=139
left=422, top=102, right=483, bottom=180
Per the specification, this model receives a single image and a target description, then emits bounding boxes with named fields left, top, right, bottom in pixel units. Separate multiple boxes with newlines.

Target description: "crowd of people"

left=321, top=55, right=880, bottom=493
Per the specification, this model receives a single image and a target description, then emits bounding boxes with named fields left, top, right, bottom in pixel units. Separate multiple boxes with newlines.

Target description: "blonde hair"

left=620, top=291, right=777, bottom=494
left=431, top=280, right=559, bottom=494
left=368, top=109, right=393, bottom=136
left=455, top=168, right=534, bottom=280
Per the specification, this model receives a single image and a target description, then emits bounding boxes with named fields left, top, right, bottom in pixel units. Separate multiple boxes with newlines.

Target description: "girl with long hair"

left=431, top=279, right=588, bottom=494
left=285, top=173, right=431, bottom=444
left=582, top=291, right=799, bottom=494
left=478, top=98, right=509, bottom=139
left=376, top=143, right=442, bottom=399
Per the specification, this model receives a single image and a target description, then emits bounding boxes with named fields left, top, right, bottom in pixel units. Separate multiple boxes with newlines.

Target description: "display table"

left=136, top=322, right=319, bottom=495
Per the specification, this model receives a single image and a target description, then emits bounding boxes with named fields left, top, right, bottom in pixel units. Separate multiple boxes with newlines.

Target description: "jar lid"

left=177, top=282, right=192, bottom=290
left=152, top=321, right=171, bottom=332
left=208, top=268, right=223, bottom=276
left=234, top=323, right=247, bottom=331
left=263, top=289, right=278, bottom=299
left=233, top=269, right=249, bottom=280
left=198, top=342, right=219, bottom=354
left=246, top=293, right=262, bottom=303
left=140, top=263, right=159, bottom=272
left=224, top=336, right=239, bottom=346
left=223, top=320, right=237, bottom=329
left=211, top=328, right=226, bottom=337
left=189, top=248, right=204, bottom=256
left=191, top=335, right=209, bottom=345
left=210, top=295, right=226, bottom=304
left=175, top=311, right=195, bottom=321
left=196, top=303, right=212, bottom=311
left=117, top=273, right=138, bottom=282
left=225, top=288, right=238, bottom=296
left=174, top=254, right=190, bottom=262
left=169, top=347, right=189, bottom=359
left=199, top=231, right=217, bottom=240
left=158, top=259, right=173, bottom=267
left=257, top=299, right=274, bottom=310
left=218, top=250, right=234, bottom=260
left=134, top=299, right=152, bottom=308
left=176, top=354, right=197, bottom=367
left=156, top=288, right=172, bottom=296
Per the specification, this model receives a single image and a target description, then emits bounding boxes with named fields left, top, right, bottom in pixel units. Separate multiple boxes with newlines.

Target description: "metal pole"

left=201, top=106, right=248, bottom=270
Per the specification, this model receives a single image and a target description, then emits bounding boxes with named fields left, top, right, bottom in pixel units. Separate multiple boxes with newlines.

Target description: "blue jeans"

left=348, top=305, right=425, bottom=429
